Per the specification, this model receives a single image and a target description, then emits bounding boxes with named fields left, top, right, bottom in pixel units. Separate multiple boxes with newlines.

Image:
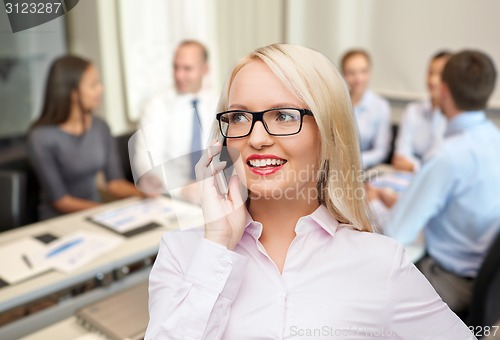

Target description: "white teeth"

left=249, top=158, right=286, bottom=167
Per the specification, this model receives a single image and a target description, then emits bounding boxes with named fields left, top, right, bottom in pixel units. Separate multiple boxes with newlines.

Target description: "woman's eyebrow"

left=227, top=103, right=304, bottom=110
left=227, top=104, right=247, bottom=110
left=270, top=103, right=304, bottom=109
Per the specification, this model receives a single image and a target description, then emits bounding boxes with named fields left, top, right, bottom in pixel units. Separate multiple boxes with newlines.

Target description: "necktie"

left=190, top=99, right=202, bottom=179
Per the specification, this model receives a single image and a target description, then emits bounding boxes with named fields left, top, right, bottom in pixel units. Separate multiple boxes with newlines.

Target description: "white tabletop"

left=0, top=196, right=202, bottom=339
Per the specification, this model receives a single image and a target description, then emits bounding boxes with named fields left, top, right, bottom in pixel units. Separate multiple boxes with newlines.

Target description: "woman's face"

left=427, top=56, right=448, bottom=103
left=342, top=54, right=371, bottom=97
left=226, top=60, right=320, bottom=201
left=76, top=65, right=103, bottom=111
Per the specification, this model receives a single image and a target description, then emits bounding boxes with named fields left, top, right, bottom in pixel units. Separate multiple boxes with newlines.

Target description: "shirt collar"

left=445, top=111, right=486, bottom=137
left=307, top=204, right=340, bottom=237
left=243, top=210, right=263, bottom=240
left=422, top=100, right=434, bottom=118
left=354, top=90, right=370, bottom=114
left=178, top=91, right=204, bottom=101
left=243, top=204, right=340, bottom=241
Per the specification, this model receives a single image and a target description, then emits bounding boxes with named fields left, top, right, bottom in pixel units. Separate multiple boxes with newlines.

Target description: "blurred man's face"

left=173, top=44, right=208, bottom=94
left=427, top=56, right=449, bottom=104
left=438, top=82, right=453, bottom=118
left=343, top=54, right=371, bottom=97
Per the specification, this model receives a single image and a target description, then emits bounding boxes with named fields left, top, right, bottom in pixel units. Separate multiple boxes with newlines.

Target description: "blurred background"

left=1, top=0, right=499, bottom=141
left=2, top=0, right=500, bottom=228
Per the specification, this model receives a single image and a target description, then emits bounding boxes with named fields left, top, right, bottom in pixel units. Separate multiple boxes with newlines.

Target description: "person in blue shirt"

left=385, top=50, right=500, bottom=315
left=341, top=49, right=391, bottom=169
left=392, top=51, right=451, bottom=172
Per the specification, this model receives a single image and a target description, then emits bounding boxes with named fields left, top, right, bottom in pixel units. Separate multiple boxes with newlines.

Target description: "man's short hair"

left=441, top=50, right=496, bottom=111
left=431, top=50, right=452, bottom=61
left=177, top=40, right=209, bottom=62
left=340, top=49, right=371, bottom=72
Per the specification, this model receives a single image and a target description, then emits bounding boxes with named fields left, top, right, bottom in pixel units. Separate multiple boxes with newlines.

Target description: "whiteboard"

left=286, top=0, right=500, bottom=108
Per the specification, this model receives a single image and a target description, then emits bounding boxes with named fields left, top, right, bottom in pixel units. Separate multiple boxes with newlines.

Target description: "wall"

left=66, top=0, right=285, bottom=131
left=215, top=0, right=285, bottom=86
left=116, top=0, right=220, bottom=122
left=0, top=8, right=66, bottom=138
left=66, top=0, right=129, bottom=135
left=286, top=0, right=500, bottom=109
left=64, top=0, right=500, bottom=133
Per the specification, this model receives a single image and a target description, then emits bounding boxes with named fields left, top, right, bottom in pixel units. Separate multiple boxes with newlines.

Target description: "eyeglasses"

left=216, top=108, right=314, bottom=138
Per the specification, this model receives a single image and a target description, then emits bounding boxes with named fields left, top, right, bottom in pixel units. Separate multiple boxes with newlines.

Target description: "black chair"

left=115, top=131, right=135, bottom=184
left=0, top=145, right=40, bottom=228
left=467, top=232, right=500, bottom=328
left=0, top=170, right=26, bottom=232
left=383, top=123, right=399, bottom=164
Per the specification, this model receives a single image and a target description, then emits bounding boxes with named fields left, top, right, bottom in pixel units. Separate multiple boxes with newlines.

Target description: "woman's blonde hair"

left=210, top=44, right=375, bottom=232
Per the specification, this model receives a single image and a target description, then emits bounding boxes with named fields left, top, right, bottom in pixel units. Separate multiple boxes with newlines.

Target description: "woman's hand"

left=195, top=142, right=247, bottom=251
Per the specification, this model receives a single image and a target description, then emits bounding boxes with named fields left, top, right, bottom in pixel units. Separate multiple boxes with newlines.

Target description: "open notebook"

left=86, top=198, right=175, bottom=237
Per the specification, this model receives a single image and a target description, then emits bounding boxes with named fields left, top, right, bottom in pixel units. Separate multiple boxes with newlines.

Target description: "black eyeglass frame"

left=215, top=107, right=314, bottom=138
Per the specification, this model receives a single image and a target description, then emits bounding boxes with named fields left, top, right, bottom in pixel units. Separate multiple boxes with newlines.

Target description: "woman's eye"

left=277, top=112, right=299, bottom=122
left=231, top=113, right=250, bottom=123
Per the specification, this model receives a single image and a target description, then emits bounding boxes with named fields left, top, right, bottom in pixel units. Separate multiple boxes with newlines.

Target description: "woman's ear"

left=71, top=89, right=79, bottom=103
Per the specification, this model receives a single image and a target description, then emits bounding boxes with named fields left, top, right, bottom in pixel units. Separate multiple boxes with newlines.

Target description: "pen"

left=46, top=238, right=83, bottom=258
left=22, top=254, right=32, bottom=269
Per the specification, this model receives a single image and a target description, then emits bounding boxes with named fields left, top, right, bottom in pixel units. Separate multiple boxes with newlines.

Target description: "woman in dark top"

left=28, top=55, right=143, bottom=219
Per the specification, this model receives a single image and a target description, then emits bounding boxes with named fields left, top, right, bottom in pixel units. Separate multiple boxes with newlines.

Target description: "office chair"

left=115, top=132, right=135, bottom=183
left=0, top=145, right=40, bottom=225
left=383, top=123, right=398, bottom=164
left=467, top=232, right=500, bottom=328
left=0, top=170, right=26, bottom=232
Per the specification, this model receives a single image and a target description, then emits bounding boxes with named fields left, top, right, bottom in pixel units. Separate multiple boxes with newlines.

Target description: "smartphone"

left=213, top=138, right=231, bottom=196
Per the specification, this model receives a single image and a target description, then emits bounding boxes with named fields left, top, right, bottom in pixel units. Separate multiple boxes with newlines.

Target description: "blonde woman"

left=145, top=44, right=474, bottom=339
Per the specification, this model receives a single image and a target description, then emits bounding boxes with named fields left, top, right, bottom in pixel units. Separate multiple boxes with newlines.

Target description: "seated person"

left=384, top=50, right=500, bottom=315
left=393, top=51, right=451, bottom=172
left=145, top=44, right=473, bottom=339
left=28, top=55, right=144, bottom=220
left=341, top=49, right=391, bottom=169
left=131, top=40, right=217, bottom=202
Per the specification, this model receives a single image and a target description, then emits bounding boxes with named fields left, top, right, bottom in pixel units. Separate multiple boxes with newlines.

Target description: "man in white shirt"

left=392, top=51, right=451, bottom=172
left=341, top=49, right=392, bottom=169
left=131, top=40, right=218, bottom=197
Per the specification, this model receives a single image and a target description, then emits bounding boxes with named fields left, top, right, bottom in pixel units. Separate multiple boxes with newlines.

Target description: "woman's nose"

left=247, top=121, right=273, bottom=149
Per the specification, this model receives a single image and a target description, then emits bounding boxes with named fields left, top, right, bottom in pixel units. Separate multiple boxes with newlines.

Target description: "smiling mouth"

left=247, top=158, right=287, bottom=168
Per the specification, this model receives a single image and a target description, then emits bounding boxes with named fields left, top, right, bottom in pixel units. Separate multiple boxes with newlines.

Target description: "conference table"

left=0, top=196, right=202, bottom=339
